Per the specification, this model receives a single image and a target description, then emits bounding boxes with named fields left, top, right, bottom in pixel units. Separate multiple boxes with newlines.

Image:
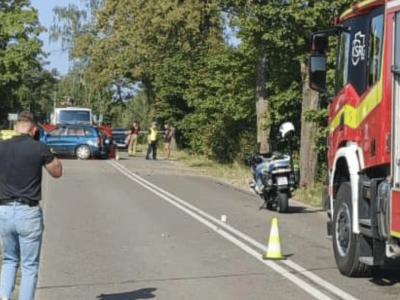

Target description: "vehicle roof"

left=55, top=107, right=92, bottom=111
left=52, top=124, right=98, bottom=129
left=338, top=0, right=384, bottom=23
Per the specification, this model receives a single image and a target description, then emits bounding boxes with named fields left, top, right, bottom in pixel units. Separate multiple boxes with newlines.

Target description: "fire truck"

left=309, top=0, right=400, bottom=276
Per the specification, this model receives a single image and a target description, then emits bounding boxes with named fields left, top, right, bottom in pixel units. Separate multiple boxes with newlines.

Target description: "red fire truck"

left=309, top=0, right=400, bottom=276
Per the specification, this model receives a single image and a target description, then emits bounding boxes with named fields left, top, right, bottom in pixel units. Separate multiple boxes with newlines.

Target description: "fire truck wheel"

left=332, top=182, right=370, bottom=277
left=76, top=145, right=91, bottom=160
left=276, top=192, right=288, bottom=213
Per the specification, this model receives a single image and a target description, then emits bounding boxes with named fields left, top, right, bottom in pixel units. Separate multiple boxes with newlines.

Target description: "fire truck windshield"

left=58, top=110, right=91, bottom=125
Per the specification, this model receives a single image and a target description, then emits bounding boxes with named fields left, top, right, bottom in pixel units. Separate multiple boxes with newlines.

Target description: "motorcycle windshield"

left=257, top=156, right=291, bottom=173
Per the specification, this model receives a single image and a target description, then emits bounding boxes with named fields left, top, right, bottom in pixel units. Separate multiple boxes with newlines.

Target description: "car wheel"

left=76, top=145, right=91, bottom=160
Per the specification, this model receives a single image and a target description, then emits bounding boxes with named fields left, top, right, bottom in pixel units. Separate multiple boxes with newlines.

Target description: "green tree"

left=220, top=0, right=354, bottom=184
left=0, top=0, right=46, bottom=124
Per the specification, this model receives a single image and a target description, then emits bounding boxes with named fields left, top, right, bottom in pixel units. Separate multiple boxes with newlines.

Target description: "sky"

left=30, top=0, right=241, bottom=77
left=31, top=0, right=83, bottom=76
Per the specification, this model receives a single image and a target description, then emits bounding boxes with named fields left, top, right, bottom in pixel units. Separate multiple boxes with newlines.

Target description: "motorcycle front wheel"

left=276, top=192, right=289, bottom=213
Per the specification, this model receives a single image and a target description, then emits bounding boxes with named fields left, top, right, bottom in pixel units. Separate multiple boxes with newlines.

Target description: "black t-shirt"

left=164, top=129, right=171, bottom=143
left=164, top=129, right=174, bottom=143
left=0, top=135, right=55, bottom=202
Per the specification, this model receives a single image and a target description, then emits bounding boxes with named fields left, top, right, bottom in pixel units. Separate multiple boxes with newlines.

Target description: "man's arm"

left=45, top=157, right=63, bottom=178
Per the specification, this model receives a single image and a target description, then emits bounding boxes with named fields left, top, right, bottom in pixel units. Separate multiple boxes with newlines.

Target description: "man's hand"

left=45, top=158, right=63, bottom=178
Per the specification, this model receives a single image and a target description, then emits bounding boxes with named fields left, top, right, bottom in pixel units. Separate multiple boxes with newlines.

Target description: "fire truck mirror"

left=310, top=33, right=328, bottom=54
left=309, top=55, right=326, bottom=92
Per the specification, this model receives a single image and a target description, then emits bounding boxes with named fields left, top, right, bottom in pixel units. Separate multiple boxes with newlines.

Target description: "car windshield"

left=58, top=111, right=91, bottom=125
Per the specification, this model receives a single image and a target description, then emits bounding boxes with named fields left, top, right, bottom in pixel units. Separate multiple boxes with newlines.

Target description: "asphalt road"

left=36, top=153, right=400, bottom=300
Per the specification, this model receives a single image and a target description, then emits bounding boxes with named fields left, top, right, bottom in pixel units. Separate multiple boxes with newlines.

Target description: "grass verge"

left=292, top=184, right=324, bottom=208
left=169, top=150, right=251, bottom=189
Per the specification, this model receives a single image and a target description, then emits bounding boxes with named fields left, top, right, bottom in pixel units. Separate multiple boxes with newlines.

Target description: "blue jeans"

left=254, top=162, right=267, bottom=191
left=0, top=202, right=44, bottom=300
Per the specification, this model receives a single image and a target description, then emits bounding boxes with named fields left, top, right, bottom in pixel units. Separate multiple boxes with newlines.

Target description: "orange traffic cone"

left=263, top=218, right=285, bottom=260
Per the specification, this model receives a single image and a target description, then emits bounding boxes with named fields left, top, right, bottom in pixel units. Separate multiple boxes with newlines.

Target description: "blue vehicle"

left=39, top=125, right=113, bottom=159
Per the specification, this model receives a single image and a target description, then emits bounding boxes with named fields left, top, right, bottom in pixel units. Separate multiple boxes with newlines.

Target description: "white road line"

left=108, top=160, right=333, bottom=300
left=111, top=160, right=360, bottom=300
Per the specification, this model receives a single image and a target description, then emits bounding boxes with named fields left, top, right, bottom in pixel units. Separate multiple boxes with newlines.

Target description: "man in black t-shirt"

left=0, top=111, right=62, bottom=300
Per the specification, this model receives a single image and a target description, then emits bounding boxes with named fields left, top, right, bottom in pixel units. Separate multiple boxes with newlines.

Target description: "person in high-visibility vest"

left=146, top=122, right=158, bottom=160
left=0, top=130, right=19, bottom=141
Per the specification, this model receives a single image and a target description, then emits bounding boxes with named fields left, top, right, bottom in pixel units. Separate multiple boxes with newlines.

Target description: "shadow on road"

left=96, top=288, right=157, bottom=300
left=370, top=268, right=400, bottom=286
left=281, top=205, right=325, bottom=214
left=258, top=203, right=324, bottom=214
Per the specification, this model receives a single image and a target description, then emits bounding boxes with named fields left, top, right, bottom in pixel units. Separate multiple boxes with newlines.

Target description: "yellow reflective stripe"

left=359, top=0, right=379, bottom=7
left=391, top=231, right=400, bottom=239
left=330, top=109, right=343, bottom=133
left=358, top=79, right=383, bottom=122
left=340, top=8, right=353, bottom=20
left=329, top=75, right=383, bottom=133
left=346, top=105, right=358, bottom=128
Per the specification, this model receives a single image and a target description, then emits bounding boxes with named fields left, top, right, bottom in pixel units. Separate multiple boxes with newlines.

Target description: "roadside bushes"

left=201, top=120, right=258, bottom=164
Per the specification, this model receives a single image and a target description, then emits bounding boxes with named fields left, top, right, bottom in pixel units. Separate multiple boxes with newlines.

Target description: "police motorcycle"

left=246, top=122, right=297, bottom=213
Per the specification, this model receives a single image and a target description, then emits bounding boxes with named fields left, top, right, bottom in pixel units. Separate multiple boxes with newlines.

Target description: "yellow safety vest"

left=0, top=130, right=18, bottom=141
left=148, top=128, right=157, bottom=143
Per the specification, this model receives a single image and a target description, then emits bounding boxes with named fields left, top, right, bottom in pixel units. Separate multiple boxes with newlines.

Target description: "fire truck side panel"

left=392, top=191, right=400, bottom=237
left=376, top=6, right=394, bottom=169
left=310, top=0, right=400, bottom=275
left=328, top=5, right=391, bottom=172
left=328, top=85, right=361, bottom=169
left=389, top=5, right=400, bottom=238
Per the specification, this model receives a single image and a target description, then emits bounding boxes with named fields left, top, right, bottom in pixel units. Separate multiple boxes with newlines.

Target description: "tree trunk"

left=141, top=76, right=156, bottom=119
left=256, top=44, right=270, bottom=154
left=299, top=61, right=319, bottom=187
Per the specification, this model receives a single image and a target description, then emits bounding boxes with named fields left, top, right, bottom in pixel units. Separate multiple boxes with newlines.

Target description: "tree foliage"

left=45, top=0, right=356, bottom=178
left=0, top=0, right=56, bottom=126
